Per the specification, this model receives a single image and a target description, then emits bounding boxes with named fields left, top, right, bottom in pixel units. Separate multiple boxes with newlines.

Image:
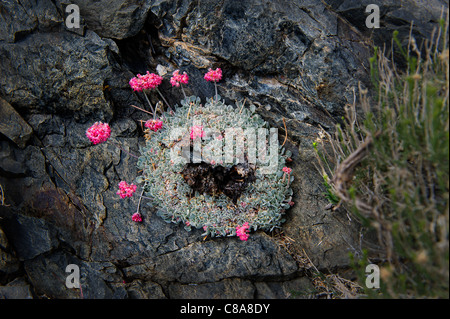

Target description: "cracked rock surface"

left=0, top=0, right=445, bottom=298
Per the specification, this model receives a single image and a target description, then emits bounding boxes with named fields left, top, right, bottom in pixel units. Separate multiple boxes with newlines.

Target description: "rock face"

left=324, top=0, right=447, bottom=46
left=0, top=30, right=116, bottom=122
left=0, top=98, right=33, bottom=149
left=0, top=0, right=446, bottom=298
left=151, top=0, right=370, bottom=121
left=70, top=0, right=153, bottom=40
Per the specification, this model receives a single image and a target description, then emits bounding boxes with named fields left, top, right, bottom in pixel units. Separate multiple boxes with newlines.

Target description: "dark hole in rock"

left=180, top=162, right=256, bottom=204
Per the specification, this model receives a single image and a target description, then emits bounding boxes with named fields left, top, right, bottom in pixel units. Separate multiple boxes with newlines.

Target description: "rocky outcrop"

left=0, top=0, right=446, bottom=298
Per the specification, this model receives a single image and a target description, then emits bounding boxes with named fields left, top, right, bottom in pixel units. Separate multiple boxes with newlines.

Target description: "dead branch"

left=331, top=132, right=381, bottom=215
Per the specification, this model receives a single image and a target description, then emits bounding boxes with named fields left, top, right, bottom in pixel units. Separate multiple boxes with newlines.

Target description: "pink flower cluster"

left=236, top=222, right=250, bottom=241
left=170, top=70, right=189, bottom=87
left=190, top=125, right=204, bottom=140
left=204, top=68, right=222, bottom=82
left=129, top=72, right=163, bottom=92
left=282, top=167, right=292, bottom=174
left=132, top=212, right=142, bottom=222
left=145, top=119, right=163, bottom=132
left=117, top=181, right=137, bottom=199
left=86, top=122, right=111, bottom=145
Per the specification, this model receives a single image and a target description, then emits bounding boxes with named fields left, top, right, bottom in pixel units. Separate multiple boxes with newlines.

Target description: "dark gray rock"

left=0, top=141, right=98, bottom=261
left=324, top=0, right=447, bottom=51
left=151, top=0, right=371, bottom=121
left=0, top=277, right=34, bottom=299
left=122, top=233, right=298, bottom=284
left=0, top=30, right=116, bottom=122
left=0, top=0, right=36, bottom=43
left=24, top=250, right=124, bottom=299
left=168, top=278, right=255, bottom=299
left=0, top=141, right=27, bottom=176
left=0, top=97, right=33, bottom=149
left=254, top=277, right=315, bottom=299
left=0, top=226, right=20, bottom=280
left=0, top=0, right=62, bottom=43
left=70, top=0, right=152, bottom=39
left=282, top=138, right=363, bottom=270
left=6, top=214, right=59, bottom=261
left=125, top=279, right=167, bottom=299
left=27, top=114, right=66, bottom=141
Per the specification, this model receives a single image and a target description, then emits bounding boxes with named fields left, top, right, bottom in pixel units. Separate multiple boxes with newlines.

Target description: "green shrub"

left=314, top=17, right=449, bottom=298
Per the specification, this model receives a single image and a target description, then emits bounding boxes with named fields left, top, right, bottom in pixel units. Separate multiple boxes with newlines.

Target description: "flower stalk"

left=204, top=68, right=222, bottom=102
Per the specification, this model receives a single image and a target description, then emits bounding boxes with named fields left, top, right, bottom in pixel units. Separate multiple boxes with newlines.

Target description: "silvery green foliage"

left=136, top=96, right=293, bottom=238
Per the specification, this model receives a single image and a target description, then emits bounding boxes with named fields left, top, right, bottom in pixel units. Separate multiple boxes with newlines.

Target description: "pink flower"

left=129, top=71, right=163, bottom=91
left=86, top=122, right=111, bottom=145
left=145, top=119, right=163, bottom=132
left=132, top=212, right=142, bottom=222
left=141, top=72, right=163, bottom=90
left=181, top=73, right=189, bottom=84
left=204, top=68, right=222, bottom=82
left=170, top=70, right=189, bottom=87
left=190, top=125, right=204, bottom=140
left=289, top=201, right=295, bottom=206
left=117, top=181, right=137, bottom=199
left=129, top=76, right=144, bottom=92
left=282, top=167, right=292, bottom=174
left=236, top=222, right=250, bottom=241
